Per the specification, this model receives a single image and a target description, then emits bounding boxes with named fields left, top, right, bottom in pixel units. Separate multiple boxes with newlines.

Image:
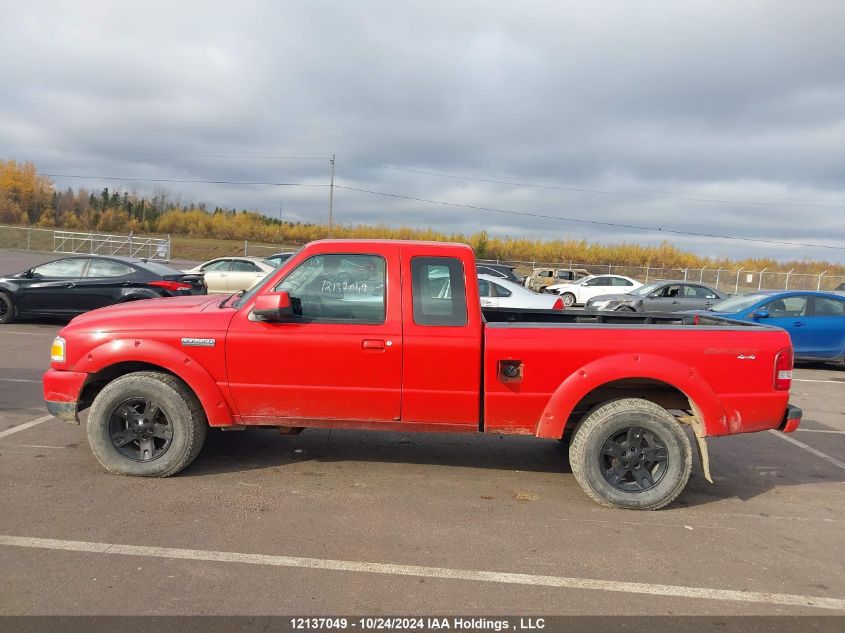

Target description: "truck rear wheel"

left=569, top=398, right=692, bottom=510
left=87, top=371, right=207, bottom=477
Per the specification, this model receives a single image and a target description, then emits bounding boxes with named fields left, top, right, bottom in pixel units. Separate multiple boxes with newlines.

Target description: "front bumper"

left=46, top=400, right=79, bottom=423
left=779, top=404, right=803, bottom=433
left=43, top=369, right=88, bottom=423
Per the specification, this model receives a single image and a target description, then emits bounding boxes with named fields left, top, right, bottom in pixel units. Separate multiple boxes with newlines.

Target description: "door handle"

left=671, top=300, right=679, bottom=304
left=792, top=321, right=806, bottom=327
left=65, top=282, right=76, bottom=288
left=362, top=339, right=386, bottom=350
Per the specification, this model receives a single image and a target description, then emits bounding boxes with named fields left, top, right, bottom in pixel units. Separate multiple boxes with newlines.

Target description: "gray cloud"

left=1, top=0, right=844, bottom=261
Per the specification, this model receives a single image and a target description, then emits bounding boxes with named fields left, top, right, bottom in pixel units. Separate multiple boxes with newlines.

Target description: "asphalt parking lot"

left=0, top=251, right=844, bottom=616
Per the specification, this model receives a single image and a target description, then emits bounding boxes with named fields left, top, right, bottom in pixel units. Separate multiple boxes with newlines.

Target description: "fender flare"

left=534, top=353, right=727, bottom=439
left=73, top=338, right=235, bottom=426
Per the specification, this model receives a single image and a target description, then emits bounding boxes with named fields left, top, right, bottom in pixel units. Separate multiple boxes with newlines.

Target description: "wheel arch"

left=535, top=354, right=727, bottom=440
left=74, top=340, right=235, bottom=426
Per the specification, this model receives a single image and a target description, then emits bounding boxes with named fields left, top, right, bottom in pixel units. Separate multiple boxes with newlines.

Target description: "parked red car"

left=43, top=240, right=801, bottom=509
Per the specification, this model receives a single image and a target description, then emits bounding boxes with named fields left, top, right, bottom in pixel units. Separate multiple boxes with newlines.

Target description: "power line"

left=39, top=173, right=329, bottom=187
left=2, top=145, right=332, bottom=160
left=335, top=185, right=845, bottom=251
left=3, top=167, right=840, bottom=250
left=369, top=164, right=845, bottom=209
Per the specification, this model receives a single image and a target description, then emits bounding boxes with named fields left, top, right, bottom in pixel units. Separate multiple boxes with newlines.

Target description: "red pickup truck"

left=43, top=240, right=802, bottom=510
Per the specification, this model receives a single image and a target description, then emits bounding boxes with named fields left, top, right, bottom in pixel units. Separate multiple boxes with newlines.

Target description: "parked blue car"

left=692, top=290, right=845, bottom=362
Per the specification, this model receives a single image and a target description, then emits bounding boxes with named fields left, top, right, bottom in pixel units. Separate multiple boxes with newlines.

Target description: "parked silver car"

left=585, top=281, right=727, bottom=312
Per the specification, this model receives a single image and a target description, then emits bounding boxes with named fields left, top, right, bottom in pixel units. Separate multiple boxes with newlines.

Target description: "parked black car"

left=476, top=263, right=523, bottom=285
left=585, top=281, right=727, bottom=312
left=0, top=255, right=207, bottom=324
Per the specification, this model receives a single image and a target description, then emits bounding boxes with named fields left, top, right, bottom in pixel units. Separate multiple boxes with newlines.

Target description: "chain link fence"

left=479, top=258, right=845, bottom=294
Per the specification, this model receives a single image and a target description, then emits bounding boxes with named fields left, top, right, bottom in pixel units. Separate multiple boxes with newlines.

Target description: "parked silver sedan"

left=585, top=280, right=727, bottom=312
left=478, top=274, right=564, bottom=310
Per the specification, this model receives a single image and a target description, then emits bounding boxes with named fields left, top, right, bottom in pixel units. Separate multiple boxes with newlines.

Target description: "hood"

left=64, top=294, right=233, bottom=332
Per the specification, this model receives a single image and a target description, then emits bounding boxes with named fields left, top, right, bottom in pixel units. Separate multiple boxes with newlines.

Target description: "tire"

left=569, top=398, right=692, bottom=510
left=86, top=371, right=207, bottom=477
left=561, top=292, right=576, bottom=307
left=0, top=293, right=15, bottom=324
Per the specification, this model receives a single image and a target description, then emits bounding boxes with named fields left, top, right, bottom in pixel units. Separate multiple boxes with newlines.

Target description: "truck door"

left=225, top=246, right=402, bottom=423
left=400, top=248, right=482, bottom=425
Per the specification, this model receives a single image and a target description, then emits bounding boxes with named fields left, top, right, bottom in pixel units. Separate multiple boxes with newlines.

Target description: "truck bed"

left=482, top=307, right=757, bottom=327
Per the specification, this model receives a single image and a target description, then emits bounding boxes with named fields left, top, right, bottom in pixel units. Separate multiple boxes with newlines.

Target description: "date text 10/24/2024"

left=290, top=618, right=546, bottom=631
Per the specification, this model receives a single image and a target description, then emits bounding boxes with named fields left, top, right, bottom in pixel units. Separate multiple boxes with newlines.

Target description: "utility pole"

left=278, top=199, right=283, bottom=246
left=327, top=154, right=336, bottom=237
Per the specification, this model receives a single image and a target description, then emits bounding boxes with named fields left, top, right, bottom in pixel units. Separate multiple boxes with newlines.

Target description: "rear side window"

left=813, top=296, right=845, bottom=316
left=491, top=281, right=512, bottom=297
left=86, top=260, right=134, bottom=277
left=231, top=260, right=260, bottom=272
left=684, top=285, right=713, bottom=298
left=411, top=257, right=467, bottom=326
left=611, top=277, right=634, bottom=286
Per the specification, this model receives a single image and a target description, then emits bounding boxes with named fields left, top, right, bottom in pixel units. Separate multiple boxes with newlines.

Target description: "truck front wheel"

left=87, top=371, right=207, bottom=477
left=569, top=398, right=692, bottom=510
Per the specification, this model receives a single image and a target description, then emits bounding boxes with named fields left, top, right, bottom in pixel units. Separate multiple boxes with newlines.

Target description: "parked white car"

left=184, top=257, right=276, bottom=294
left=478, top=274, right=564, bottom=310
left=546, top=274, right=642, bottom=307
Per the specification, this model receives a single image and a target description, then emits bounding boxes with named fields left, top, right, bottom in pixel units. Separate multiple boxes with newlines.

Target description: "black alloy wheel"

left=108, top=398, right=173, bottom=462
left=599, top=426, right=668, bottom=492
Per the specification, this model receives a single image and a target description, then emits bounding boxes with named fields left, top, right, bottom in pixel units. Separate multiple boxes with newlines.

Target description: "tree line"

left=0, top=158, right=840, bottom=274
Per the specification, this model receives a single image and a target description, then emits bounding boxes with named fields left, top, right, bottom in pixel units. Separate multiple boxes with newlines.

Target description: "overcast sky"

left=1, top=1, right=844, bottom=261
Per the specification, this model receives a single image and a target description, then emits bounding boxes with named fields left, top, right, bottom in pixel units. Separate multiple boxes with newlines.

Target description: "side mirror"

left=253, top=291, right=295, bottom=322
left=752, top=310, right=769, bottom=319
left=21, top=269, right=34, bottom=279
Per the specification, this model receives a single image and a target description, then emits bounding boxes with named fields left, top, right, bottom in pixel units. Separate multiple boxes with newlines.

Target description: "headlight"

left=590, top=300, right=610, bottom=309
left=50, top=336, right=66, bottom=362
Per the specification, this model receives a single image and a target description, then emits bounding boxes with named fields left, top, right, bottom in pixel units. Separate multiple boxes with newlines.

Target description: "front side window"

left=765, top=296, right=807, bottom=317
left=202, top=260, right=231, bottom=272
left=538, top=270, right=552, bottom=278
left=32, top=259, right=87, bottom=278
left=275, top=254, right=385, bottom=323
left=411, top=257, right=467, bottom=326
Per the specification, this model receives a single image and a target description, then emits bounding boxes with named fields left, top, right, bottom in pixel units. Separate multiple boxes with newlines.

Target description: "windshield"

left=630, top=282, right=663, bottom=296
left=709, top=293, right=769, bottom=313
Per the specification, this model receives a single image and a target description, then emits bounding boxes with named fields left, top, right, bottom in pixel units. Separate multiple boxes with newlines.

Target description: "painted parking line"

left=0, top=535, right=843, bottom=611
left=0, top=415, right=54, bottom=439
left=795, top=429, right=845, bottom=435
left=0, top=378, right=41, bottom=384
left=0, top=330, right=56, bottom=336
left=793, top=378, right=845, bottom=384
left=770, top=430, right=845, bottom=471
